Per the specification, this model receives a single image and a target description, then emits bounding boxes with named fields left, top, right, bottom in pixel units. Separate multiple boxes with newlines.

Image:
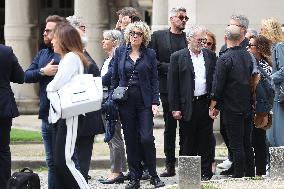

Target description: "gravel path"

left=31, top=169, right=284, bottom=189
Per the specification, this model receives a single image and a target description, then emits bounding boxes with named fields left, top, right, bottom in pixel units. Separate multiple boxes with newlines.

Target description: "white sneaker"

left=217, top=159, right=232, bottom=169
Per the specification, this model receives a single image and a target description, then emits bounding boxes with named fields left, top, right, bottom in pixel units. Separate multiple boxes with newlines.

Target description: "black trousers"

left=76, top=135, right=94, bottom=182
left=180, top=98, right=214, bottom=177
left=220, top=111, right=233, bottom=162
left=223, top=111, right=255, bottom=177
left=119, top=86, right=157, bottom=180
left=0, top=117, right=12, bottom=189
left=160, top=93, right=179, bottom=167
left=252, top=126, right=267, bottom=175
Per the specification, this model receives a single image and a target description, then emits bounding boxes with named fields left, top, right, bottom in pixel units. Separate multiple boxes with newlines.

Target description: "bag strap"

left=20, top=167, right=33, bottom=173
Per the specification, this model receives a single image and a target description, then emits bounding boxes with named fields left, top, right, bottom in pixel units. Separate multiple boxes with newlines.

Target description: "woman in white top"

left=46, top=23, right=90, bottom=189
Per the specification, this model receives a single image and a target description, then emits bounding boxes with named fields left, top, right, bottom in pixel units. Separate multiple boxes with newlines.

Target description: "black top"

left=125, top=49, right=141, bottom=87
left=219, top=38, right=249, bottom=57
left=212, top=46, right=253, bottom=113
left=170, top=32, right=187, bottom=55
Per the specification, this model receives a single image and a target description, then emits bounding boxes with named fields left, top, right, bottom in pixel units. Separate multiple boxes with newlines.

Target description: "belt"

left=193, top=94, right=208, bottom=101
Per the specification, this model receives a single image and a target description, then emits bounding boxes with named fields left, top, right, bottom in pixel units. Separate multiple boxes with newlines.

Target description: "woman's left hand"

left=152, top=105, right=159, bottom=117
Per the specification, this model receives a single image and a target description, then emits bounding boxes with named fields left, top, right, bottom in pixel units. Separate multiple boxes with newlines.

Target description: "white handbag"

left=57, top=74, right=103, bottom=119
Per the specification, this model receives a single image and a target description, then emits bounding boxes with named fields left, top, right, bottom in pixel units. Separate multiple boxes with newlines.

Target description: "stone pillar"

left=178, top=156, right=201, bottom=189
left=151, top=0, right=168, bottom=32
left=74, top=0, right=109, bottom=68
left=5, top=0, right=39, bottom=114
left=270, top=147, right=284, bottom=178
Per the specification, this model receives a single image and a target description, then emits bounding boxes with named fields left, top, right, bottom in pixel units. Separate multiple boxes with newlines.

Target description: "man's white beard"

left=81, top=34, right=89, bottom=48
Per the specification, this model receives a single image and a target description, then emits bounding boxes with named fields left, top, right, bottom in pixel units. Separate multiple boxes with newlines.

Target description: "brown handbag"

left=254, top=112, right=272, bottom=130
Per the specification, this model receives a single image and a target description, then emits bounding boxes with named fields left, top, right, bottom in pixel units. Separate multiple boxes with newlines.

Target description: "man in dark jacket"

left=24, top=15, right=66, bottom=189
left=0, top=44, right=24, bottom=188
left=149, top=7, right=188, bottom=177
left=210, top=25, right=255, bottom=178
left=168, top=26, right=216, bottom=180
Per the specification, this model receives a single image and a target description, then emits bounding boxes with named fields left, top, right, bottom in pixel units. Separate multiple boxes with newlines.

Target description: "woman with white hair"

left=110, top=21, right=165, bottom=189
left=99, top=29, right=128, bottom=184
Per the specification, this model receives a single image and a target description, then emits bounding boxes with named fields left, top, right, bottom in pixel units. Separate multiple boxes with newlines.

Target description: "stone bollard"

left=178, top=156, right=201, bottom=189
left=270, top=147, right=284, bottom=178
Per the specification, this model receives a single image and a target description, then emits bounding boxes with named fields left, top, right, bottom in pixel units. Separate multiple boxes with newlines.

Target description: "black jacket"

left=78, top=55, right=104, bottom=137
left=150, top=29, right=187, bottom=93
left=0, top=45, right=24, bottom=118
left=168, top=48, right=216, bottom=121
left=212, top=46, right=253, bottom=113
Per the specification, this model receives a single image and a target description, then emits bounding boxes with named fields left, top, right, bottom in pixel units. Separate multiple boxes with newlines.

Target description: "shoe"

left=220, top=166, right=234, bottom=176
left=125, top=179, right=140, bottom=189
left=141, top=170, right=150, bottom=180
left=160, top=167, right=176, bottom=177
left=217, top=159, right=232, bottom=169
left=150, top=176, right=165, bottom=188
left=99, top=174, right=124, bottom=184
left=124, top=172, right=131, bottom=181
left=201, top=175, right=212, bottom=181
left=87, top=175, right=91, bottom=180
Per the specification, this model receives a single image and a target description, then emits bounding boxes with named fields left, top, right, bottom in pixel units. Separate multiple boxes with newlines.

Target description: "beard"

left=81, top=34, right=89, bottom=48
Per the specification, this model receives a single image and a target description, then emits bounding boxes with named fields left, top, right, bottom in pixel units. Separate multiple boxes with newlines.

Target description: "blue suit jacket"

left=0, top=45, right=24, bottom=118
left=111, top=45, right=160, bottom=107
left=24, top=48, right=60, bottom=121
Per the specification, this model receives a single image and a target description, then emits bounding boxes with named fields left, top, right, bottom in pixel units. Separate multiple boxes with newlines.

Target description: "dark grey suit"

left=0, top=44, right=24, bottom=188
left=150, top=29, right=187, bottom=167
left=168, top=47, right=216, bottom=178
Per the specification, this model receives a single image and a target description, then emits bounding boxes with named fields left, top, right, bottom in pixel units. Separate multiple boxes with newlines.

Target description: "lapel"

left=202, top=49, right=210, bottom=78
left=183, top=48, right=194, bottom=75
left=164, top=30, right=173, bottom=54
left=118, top=46, right=128, bottom=85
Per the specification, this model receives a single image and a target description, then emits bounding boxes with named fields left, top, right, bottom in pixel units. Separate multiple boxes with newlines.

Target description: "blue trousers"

left=119, top=86, right=158, bottom=180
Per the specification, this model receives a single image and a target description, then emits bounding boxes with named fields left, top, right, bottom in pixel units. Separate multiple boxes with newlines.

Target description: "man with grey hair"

left=168, top=25, right=216, bottom=180
left=217, top=14, right=251, bottom=172
left=209, top=25, right=255, bottom=178
left=149, top=7, right=188, bottom=177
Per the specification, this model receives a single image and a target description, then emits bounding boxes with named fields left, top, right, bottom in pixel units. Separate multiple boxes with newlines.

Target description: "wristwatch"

left=39, top=68, right=45, bottom=76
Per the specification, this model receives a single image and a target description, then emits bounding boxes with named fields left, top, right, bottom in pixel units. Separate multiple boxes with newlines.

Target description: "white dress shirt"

left=190, top=50, right=207, bottom=96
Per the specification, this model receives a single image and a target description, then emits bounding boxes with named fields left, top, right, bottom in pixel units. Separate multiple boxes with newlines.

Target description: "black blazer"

left=150, top=29, right=187, bottom=93
left=77, top=57, right=105, bottom=137
left=0, top=45, right=24, bottom=118
left=168, top=48, right=216, bottom=121
left=111, top=45, right=160, bottom=107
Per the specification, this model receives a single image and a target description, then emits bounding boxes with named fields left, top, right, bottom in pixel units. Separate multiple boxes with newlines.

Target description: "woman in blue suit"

left=110, top=21, right=164, bottom=189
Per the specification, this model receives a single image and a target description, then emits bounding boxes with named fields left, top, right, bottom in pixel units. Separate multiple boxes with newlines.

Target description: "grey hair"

left=186, top=25, right=207, bottom=39
left=66, top=15, right=84, bottom=29
left=169, top=7, right=187, bottom=18
left=103, top=29, right=123, bottom=49
left=231, top=14, right=249, bottom=29
left=124, top=21, right=151, bottom=46
left=247, top=28, right=258, bottom=37
left=225, top=26, right=241, bottom=41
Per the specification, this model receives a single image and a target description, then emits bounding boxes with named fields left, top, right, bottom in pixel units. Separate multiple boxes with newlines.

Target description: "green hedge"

left=10, top=128, right=42, bottom=142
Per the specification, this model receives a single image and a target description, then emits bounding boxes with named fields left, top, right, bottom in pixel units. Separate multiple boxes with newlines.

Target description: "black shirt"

left=212, top=46, right=253, bottom=113
left=170, top=32, right=187, bottom=54
left=219, top=38, right=249, bottom=57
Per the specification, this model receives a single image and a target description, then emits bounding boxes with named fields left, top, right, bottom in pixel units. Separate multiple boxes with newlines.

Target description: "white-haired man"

left=168, top=26, right=216, bottom=180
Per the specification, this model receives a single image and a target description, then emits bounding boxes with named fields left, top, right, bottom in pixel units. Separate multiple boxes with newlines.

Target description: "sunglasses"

left=194, top=38, right=207, bottom=44
left=130, top=31, right=143, bottom=37
left=44, top=29, right=53, bottom=33
left=248, top=43, right=256, bottom=48
left=177, top=15, right=189, bottom=21
left=227, top=24, right=243, bottom=28
left=206, top=42, right=213, bottom=46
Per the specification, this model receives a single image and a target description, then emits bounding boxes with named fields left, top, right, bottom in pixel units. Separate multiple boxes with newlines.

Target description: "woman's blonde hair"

left=260, top=17, right=284, bottom=43
left=53, top=23, right=89, bottom=68
left=124, top=21, right=151, bottom=46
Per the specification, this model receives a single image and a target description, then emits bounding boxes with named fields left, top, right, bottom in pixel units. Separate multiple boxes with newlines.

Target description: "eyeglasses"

left=194, top=38, right=207, bottom=44
left=248, top=43, right=256, bottom=48
left=206, top=42, right=213, bottom=46
left=130, top=31, right=143, bottom=37
left=177, top=15, right=189, bottom=21
left=44, top=29, right=53, bottom=34
left=227, top=24, right=243, bottom=28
